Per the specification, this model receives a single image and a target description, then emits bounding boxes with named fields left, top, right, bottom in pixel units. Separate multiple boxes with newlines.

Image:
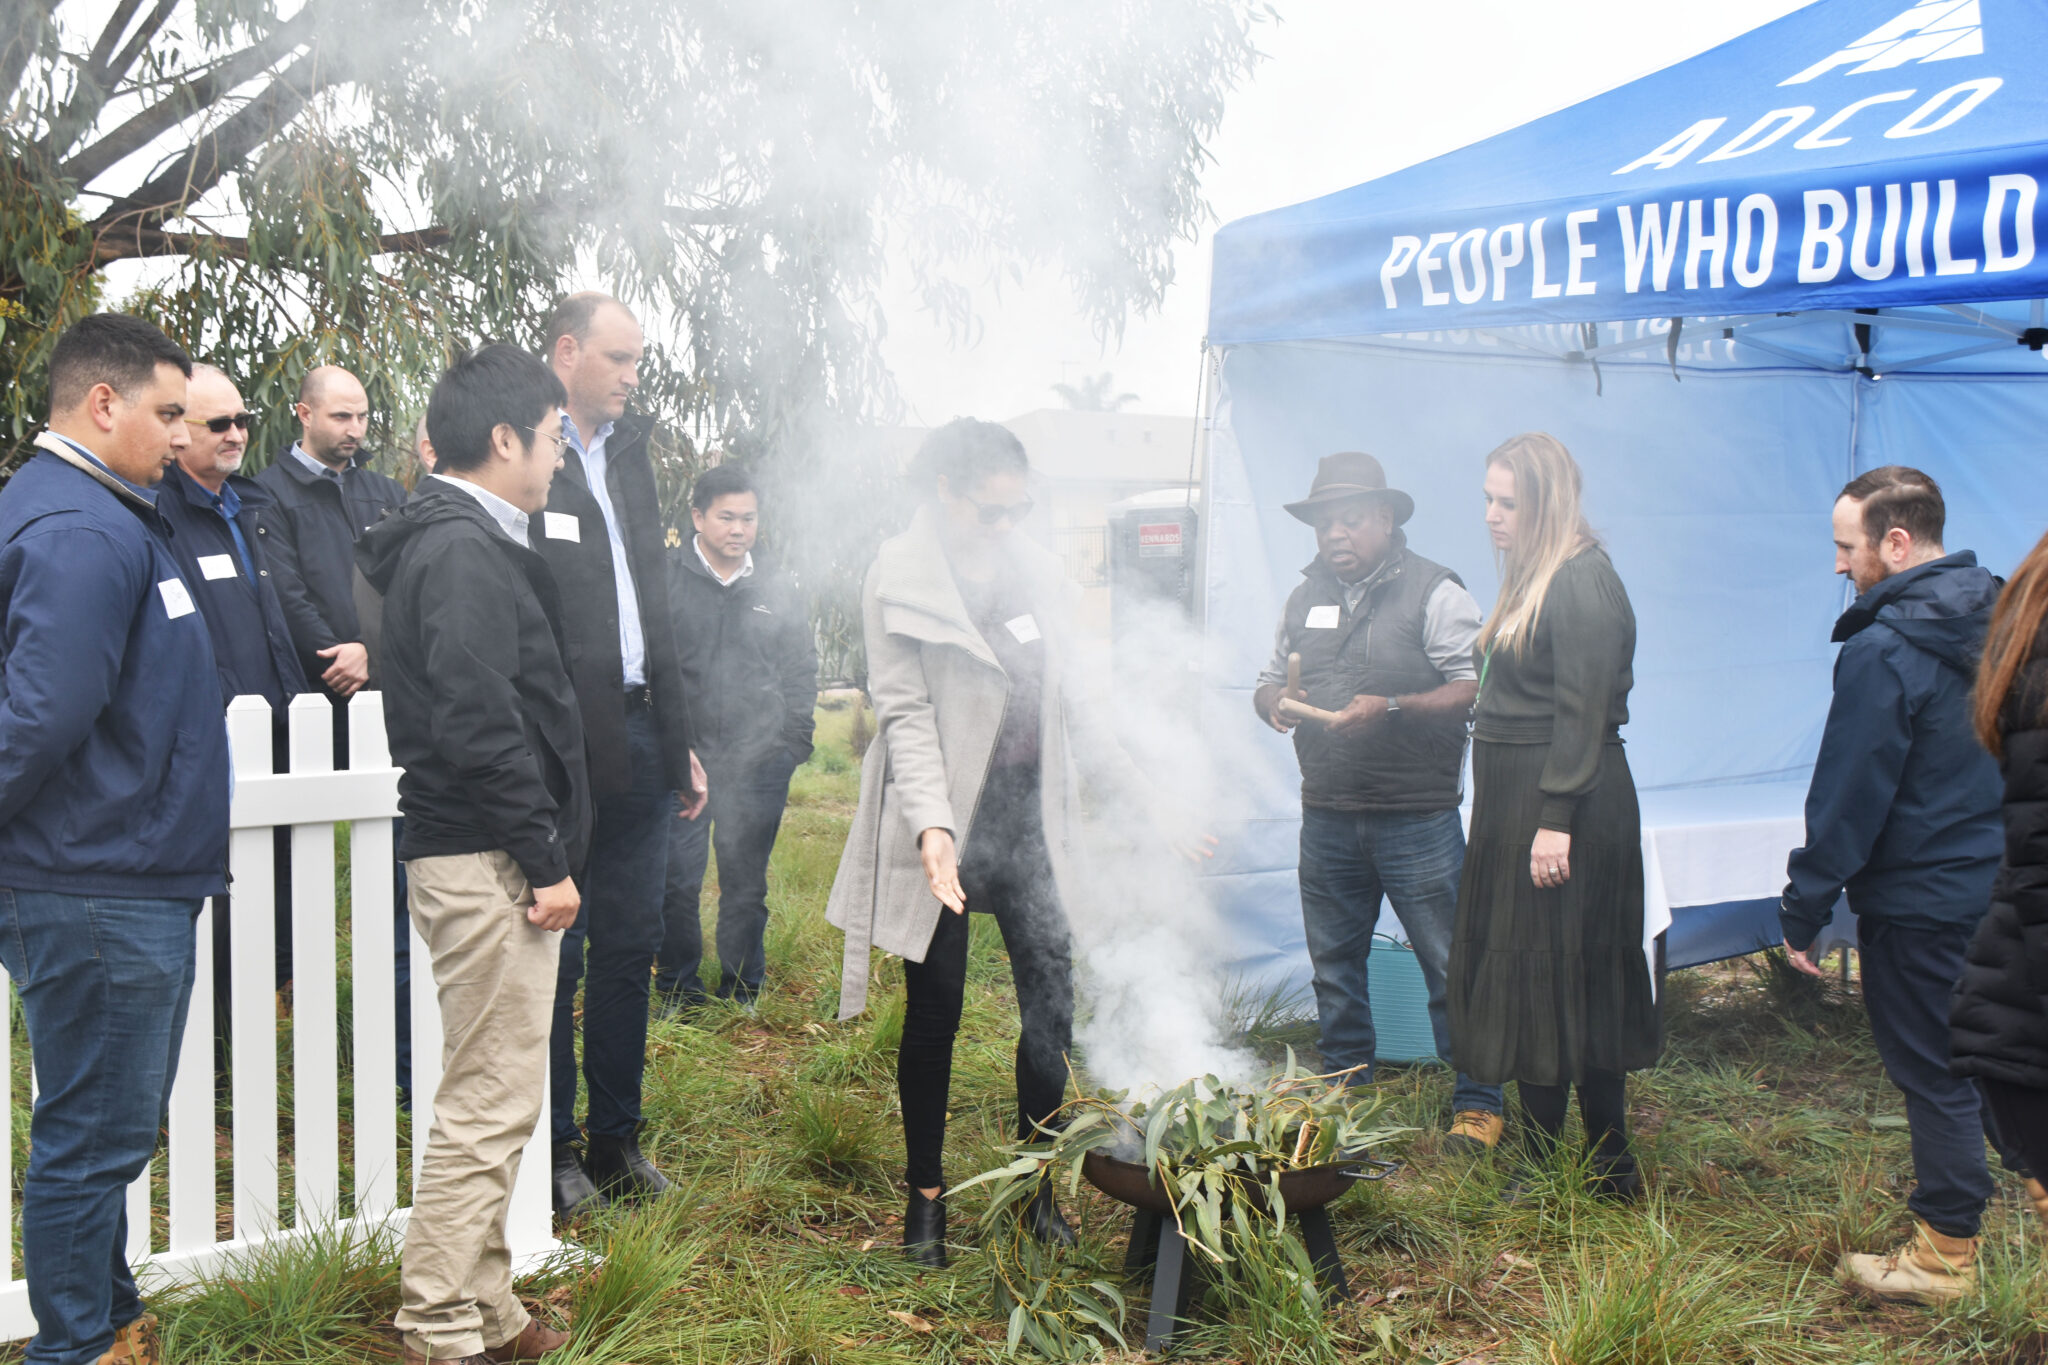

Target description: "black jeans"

left=654, top=749, right=798, bottom=1002
left=899, top=765, right=1073, bottom=1190
left=1518, top=1070, right=1632, bottom=1170
left=552, top=705, right=672, bottom=1146
left=1980, top=1080, right=2048, bottom=1184
left=1860, top=917, right=2004, bottom=1238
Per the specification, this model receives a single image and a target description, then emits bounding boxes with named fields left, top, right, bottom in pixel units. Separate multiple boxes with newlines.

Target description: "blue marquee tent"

left=1196, top=0, right=2048, bottom=997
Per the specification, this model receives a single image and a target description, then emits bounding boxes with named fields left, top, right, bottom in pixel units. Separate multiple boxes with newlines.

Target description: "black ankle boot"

left=1590, top=1152, right=1642, bottom=1203
left=585, top=1131, right=671, bottom=1203
left=551, top=1145, right=607, bottom=1219
left=904, top=1190, right=948, bottom=1267
left=1024, top=1178, right=1076, bottom=1247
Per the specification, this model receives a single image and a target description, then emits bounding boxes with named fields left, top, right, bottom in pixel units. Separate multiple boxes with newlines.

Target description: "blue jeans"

left=1297, top=806, right=1503, bottom=1115
left=1858, top=917, right=2011, bottom=1238
left=0, top=890, right=198, bottom=1365
left=551, top=707, right=671, bottom=1146
left=655, top=750, right=798, bottom=1002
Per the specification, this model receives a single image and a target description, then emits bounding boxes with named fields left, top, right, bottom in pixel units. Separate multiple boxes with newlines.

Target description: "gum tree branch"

left=61, top=13, right=316, bottom=186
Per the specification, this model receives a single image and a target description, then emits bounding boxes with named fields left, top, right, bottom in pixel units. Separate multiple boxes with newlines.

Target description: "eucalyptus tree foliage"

left=0, top=0, right=1267, bottom=677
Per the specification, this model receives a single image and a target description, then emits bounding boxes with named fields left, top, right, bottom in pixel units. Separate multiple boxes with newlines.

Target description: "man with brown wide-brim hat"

left=1253, top=450, right=1504, bottom=1153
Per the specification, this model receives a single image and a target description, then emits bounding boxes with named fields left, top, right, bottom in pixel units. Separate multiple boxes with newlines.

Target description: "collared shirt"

left=288, top=442, right=343, bottom=482
left=46, top=433, right=156, bottom=505
left=693, top=534, right=755, bottom=588
left=1256, top=556, right=1483, bottom=688
left=206, top=477, right=256, bottom=581
left=433, top=474, right=531, bottom=548
left=562, top=414, right=646, bottom=688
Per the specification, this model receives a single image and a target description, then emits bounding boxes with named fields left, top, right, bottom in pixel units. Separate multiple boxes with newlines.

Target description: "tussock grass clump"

left=791, top=1089, right=890, bottom=1181
left=154, top=1222, right=402, bottom=1364
left=1201, top=1221, right=1342, bottom=1365
left=1525, top=1219, right=1833, bottom=1365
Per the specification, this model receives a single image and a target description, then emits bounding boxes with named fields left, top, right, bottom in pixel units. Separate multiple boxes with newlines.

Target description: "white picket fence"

left=0, top=692, right=567, bottom=1340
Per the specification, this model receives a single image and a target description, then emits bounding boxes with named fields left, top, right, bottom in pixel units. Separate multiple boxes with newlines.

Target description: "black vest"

left=1284, top=548, right=1468, bottom=812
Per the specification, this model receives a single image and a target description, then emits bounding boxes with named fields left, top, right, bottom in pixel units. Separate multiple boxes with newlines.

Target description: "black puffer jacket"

left=356, top=482, right=592, bottom=888
left=1952, top=627, right=2048, bottom=1091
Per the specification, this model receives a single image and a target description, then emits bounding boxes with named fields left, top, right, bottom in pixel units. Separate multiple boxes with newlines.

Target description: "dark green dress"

left=1448, top=547, right=1660, bottom=1086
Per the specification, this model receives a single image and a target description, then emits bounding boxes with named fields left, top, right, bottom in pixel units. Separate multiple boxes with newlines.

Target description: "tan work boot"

left=1443, top=1109, right=1505, bottom=1156
left=2026, top=1177, right=2048, bottom=1231
left=106, top=1312, right=161, bottom=1365
left=1842, top=1219, right=1978, bottom=1304
left=483, top=1320, right=571, bottom=1363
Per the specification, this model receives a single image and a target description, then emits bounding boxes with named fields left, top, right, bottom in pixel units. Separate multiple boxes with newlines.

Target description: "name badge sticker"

left=543, top=511, right=581, bottom=542
left=1305, top=604, right=1341, bottom=629
left=1005, top=614, right=1041, bottom=644
left=196, top=554, right=237, bottom=581
left=158, top=578, right=196, bottom=620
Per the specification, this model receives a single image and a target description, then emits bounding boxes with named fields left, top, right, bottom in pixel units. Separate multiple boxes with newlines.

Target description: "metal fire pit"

left=1082, top=1150, right=1387, bottom=1354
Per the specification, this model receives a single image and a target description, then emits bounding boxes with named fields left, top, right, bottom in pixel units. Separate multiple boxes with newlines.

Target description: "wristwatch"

left=1384, top=695, right=1402, bottom=718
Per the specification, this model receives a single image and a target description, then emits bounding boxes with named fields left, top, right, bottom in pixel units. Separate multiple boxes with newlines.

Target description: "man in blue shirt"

left=535, top=294, right=704, bottom=1215
left=0, top=314, right=228, bottom=1365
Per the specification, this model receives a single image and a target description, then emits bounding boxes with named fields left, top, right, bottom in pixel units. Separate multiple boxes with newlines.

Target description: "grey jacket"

left=826, top=504, right=1140, bottom=1018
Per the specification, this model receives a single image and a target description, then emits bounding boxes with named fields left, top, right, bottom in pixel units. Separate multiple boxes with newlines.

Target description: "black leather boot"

left=552, top=1145, right=607, bottom=1219
left=1023, top=1177, right=1076, bottom=1247
left=585, top=1130, right=671, bottom=1202
left=904, top=1190, right=948, bottom=1268
left=1590, top=1152, right=1643, bottom=1203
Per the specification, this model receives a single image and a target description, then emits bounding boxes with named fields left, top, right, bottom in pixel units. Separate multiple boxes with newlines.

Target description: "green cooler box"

left=1366, top=935, right=1442, bottom=1065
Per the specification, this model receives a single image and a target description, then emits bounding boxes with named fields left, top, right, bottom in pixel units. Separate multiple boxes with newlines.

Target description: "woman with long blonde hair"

left=1952, top=528, right=2048, bottom=1231
left=1449, top=433, right=1654, bottom=1200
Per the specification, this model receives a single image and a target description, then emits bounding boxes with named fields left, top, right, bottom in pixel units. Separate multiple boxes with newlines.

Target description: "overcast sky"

left=880, top=0, right=1818, bottom=427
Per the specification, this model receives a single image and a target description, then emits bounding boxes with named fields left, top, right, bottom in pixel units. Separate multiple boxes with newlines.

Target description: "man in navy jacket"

left=157, top=363, right=307, bottom=707
left=0, top=314, right=228, bottom=1365
left=1780, top=465, right=2008, bottom=1304
left=156, top=363, right=309, bottom=1052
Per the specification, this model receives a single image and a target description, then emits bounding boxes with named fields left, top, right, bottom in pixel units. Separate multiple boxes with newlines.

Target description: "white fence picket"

left=288, top=695, right=340, bottom=1227
left=166, top=899, right=214, bottom=1252
left=0, top=693, right=570, bottom=1342
left=226, top=698, right=279, bottom=1242
left=347, top=694, right=400, bottom=1221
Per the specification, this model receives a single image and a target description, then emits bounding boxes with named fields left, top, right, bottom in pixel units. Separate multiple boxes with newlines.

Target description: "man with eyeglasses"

left=655, top=462, right=816, bottom=1014
left=535, top=293, right=705, bottom=1217
left=1251, top=452, right=1506, bottom=1155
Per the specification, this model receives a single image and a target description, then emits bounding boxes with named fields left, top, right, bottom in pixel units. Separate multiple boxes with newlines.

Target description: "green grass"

left=13, top=704, right=2048, bottom=1361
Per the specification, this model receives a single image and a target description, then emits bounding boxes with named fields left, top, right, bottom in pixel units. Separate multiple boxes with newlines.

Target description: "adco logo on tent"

left=1780, top=0, right=1981, bottom=84
left=1616, top=1, right=1997, bottom=175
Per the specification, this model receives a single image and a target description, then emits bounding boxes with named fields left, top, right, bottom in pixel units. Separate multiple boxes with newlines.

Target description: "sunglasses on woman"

left=183, top=411, right=257, bottom=433
left=964, top=495, right=1034, bottom=526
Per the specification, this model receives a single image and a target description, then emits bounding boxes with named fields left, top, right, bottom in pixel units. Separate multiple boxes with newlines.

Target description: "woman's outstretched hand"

left=919, top=827, right=966, bottom=914
left=1152, top=805, right=1220, bottom=864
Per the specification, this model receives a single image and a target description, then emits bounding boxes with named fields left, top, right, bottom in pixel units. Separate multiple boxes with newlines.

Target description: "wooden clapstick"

left=1279, top=653, right=1339, bottom=723
left=1278, top=696, right=1342, bottom=725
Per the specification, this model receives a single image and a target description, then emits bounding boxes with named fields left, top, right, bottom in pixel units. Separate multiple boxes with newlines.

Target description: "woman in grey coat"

left=827, top=419, right=1196, bottom=1265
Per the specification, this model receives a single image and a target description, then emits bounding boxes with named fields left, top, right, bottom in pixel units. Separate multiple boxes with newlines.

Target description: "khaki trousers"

left=396, top=851, right=562, bottom=1360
